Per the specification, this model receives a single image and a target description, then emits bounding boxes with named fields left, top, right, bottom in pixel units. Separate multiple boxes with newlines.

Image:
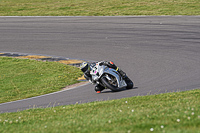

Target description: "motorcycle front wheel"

left=101, top=74, right=120, bottom=92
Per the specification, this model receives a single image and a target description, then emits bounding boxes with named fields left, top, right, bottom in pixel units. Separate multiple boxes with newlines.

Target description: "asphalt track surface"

left=0, top=16, right=200, bottom=113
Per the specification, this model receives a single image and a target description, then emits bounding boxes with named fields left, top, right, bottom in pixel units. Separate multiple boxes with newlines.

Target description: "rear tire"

left=101, top=75, right=120, bottom=92
left=125, top=77, right=134, bottom=89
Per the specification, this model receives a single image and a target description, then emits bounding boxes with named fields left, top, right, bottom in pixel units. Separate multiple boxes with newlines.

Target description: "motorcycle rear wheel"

left=101, top=75, right=120, bottom=92
left=125, top=77, right=134, bottom=89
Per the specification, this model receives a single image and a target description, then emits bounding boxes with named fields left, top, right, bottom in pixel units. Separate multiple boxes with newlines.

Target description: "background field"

left=0, top=0, right=200, bottom=16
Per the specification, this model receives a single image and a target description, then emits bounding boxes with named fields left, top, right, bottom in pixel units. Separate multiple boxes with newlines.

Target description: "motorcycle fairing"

left=101, top=67, right=127, bottom=89
left=90, top=63, right=127, bottom=89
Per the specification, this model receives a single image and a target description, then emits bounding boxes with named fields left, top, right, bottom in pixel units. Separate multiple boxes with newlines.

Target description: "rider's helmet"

left=80, top=62, right=90, bottom=73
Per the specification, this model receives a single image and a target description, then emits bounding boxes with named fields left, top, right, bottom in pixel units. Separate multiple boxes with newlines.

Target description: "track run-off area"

left=0, top=16, right=200, bottom=113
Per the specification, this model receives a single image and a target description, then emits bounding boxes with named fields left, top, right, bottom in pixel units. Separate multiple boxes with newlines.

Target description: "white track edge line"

left=0, top=82, right=90, bottom=106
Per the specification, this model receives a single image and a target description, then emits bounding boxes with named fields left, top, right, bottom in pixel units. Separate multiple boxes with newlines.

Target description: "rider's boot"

left=94, top=84, right=105, bottom=93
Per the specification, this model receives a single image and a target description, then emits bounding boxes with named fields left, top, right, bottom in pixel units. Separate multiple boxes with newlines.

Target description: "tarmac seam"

left=0, top=52, right=89, bottom=67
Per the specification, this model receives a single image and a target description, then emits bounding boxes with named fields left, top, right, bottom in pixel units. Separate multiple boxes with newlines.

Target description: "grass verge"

left=0, top=89, right=199, bottom=133
left=0, top=56, right=83, bottom=103
left=0, top=0, right=200, bottom=16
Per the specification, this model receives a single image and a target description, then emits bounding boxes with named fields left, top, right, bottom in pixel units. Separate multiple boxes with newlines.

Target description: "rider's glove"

left=99, top=61, right=106, bottom=66
left=99, top=61, right=110, bottom=66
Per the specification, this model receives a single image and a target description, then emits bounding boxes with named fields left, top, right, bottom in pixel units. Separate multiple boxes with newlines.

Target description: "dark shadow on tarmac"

left=101, top=87, right=138, bottom=93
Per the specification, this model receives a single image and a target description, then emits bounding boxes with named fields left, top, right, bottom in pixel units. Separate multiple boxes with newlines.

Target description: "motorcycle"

left=89, top=62, right=134, bottom=92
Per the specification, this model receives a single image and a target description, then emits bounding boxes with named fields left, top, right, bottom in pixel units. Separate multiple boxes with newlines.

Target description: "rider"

left=80, top=61, right=127, bottom=93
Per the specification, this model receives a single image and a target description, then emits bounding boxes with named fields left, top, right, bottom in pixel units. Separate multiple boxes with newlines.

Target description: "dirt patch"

left=62, top=81, right=89, bottom=90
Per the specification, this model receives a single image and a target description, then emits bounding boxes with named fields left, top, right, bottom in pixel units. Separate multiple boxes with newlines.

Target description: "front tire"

left=100, top=75, right=120, bottom=92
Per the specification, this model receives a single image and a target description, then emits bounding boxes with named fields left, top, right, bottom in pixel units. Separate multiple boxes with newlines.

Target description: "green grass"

left=0, top=89, right=199, bottom=133
left=0, top=0, right=199, bottom=16
left=0, top=56, right=83, bottom=103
